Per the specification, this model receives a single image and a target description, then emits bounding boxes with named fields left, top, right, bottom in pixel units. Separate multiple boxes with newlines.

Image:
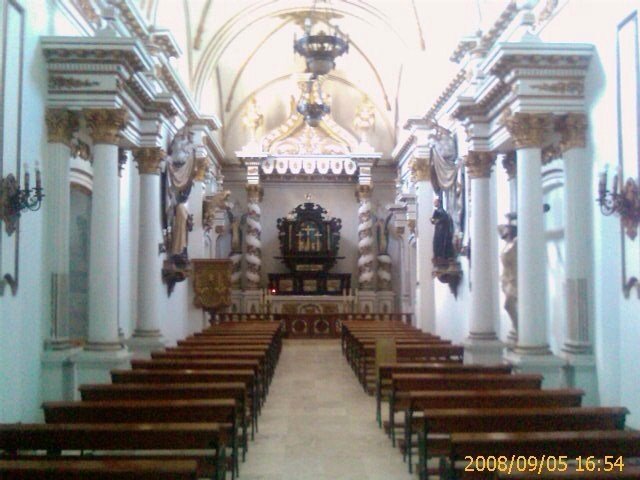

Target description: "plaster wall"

left=539, top=0, right=638, bottom=426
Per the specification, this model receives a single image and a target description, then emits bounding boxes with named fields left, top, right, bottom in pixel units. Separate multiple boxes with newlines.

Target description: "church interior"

left=2, top=0, right=640, bottom=478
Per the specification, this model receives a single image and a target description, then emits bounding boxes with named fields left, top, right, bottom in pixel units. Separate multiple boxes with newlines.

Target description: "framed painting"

left=0, top=0, right=24, bottom=295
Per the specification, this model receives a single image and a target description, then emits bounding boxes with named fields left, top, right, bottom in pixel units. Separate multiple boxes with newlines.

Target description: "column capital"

left=45, top=108, right=79, bottom=146
left=84, top=108, right=128, bottom=144
left=501, top=111, right=552, bottom=149
left=246, top=183, right=263, bottom=202
left=465, top=151, right=496, bottom=179
left=542, top=143, right=562, bottom=165
left=194, top=155, right=210, bottom=182
left=409, top=155, right=430, bottom=182
left=502, top=151, right=517, bottom=180
left=356, top=184, right=373, bottom=202
left=133, top=147, right=165, bottom=175
left=556, top=113, right=587, bottom=153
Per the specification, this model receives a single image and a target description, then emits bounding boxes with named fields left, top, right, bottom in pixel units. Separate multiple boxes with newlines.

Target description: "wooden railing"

left=213, top=313, right=413, bottom=338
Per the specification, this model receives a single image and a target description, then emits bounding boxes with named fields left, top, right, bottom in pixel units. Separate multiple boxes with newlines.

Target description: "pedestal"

left=74, top=349, right=132, bottom=390
left=504, top=350, right=564, bottom=388
left=562, top=354, right=599, bottom=406
left=41, top=347, right=82, bottom=402
left=464, top=339, right=505, bottom=365
left=126, top=336, right=168, bottom=360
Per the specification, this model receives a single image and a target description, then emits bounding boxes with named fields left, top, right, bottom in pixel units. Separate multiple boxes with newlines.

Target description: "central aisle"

left=241, top=339, right=414, bottom=480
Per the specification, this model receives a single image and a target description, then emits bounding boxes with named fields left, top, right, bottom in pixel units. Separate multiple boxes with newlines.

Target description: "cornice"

left=426, top=69, right=467, bottom=120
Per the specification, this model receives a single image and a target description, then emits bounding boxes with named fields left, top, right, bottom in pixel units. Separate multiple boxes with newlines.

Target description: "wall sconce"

left=598, top=165, right=640, bottom=240
left=0, top=163, right=44, bottom=235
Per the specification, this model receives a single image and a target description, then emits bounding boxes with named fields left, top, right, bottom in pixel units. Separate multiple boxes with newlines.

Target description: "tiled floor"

left=240, top=339, right=415, bottom=480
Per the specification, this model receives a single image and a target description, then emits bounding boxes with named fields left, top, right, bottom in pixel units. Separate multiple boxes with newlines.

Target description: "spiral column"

left=356, top=185, right=375, bottom=290
left=245, top=184, right=263, bottom=289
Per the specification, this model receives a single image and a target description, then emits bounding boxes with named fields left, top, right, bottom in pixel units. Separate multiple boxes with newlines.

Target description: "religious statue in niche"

left=161, top=127, right=198, bottom=295
left=428, top=130, right=464, bottom=297
left=498, top=214, right=518, bottom=347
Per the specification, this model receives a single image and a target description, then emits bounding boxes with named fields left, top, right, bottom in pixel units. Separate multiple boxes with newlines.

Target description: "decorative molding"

left=536, top=0, right=560, bottom=27
left=246, top=183, right=263, bottom=203
left=355, top=184, right=373, bottom=202
left=465, top=151, right=496, bottom=179
left=502, top=151, right=517, bottom=179
left=556, top=113, right=587, bottom=153
left=84, top=108, right=128, bottom=144
left=501, top=111, right=552, bottom=149
left=45, top=108, right=79, bottom=146
left=71, top=0, right=100, bottom=25
left=530, top=81, right=584, bottom=95
left=48, top=75, right=99, bottom=90
left=426, top=69, right=466, bottom=119
left=133, top=147, right=165, bottom=175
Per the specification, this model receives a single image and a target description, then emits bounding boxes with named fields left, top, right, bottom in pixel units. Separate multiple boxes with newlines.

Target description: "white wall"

left=539, top=0, right=639, bottom=426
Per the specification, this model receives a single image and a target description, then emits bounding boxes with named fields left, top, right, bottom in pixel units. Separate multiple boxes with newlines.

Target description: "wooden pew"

left=79, top=382, right=250, bottom=461
left=400, top=388, right=585, bottom=470
left=375, top=363, right=513, bottom=426
left=130, top=358, right=266, bottom=406
left=42, top=399, right=239, bottom=479
left=389, top=373, right=543, bottom=446
left=0, top=423, right=227, bottom=480
left=0, top=459, right=200, bottom=479
left=448, top=430, right=640, bottom=480
left=415, top=407, right=628, bottom=477
left=111, top=368, right=258, bottom=438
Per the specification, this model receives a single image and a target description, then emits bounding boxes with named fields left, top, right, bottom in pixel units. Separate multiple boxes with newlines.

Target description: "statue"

left=498, top=218, right=518, bottom=343
left=431, top=198, right=455, bottom=260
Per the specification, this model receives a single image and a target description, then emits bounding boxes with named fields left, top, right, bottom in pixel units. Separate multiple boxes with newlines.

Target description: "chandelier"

left=296, top=79, right=330, bottom=128
left=294, top=1, right=349, bottom=77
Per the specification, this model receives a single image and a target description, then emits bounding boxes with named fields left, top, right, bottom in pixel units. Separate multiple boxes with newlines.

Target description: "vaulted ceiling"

left=136, top=0, right=510, bottom=163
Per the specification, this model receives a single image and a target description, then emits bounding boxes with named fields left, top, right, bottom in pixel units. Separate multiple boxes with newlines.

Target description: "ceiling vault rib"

left=194, top=0, right=213, bottom=50
left=224, top=19, right=292, bottom=113
left=184, top=0, right=194, bottom=87
left=348, top=38, right=392, bottom=111
left=216, top=65, right=226, bottom=147
left=410, top=0, right=426, bottom=51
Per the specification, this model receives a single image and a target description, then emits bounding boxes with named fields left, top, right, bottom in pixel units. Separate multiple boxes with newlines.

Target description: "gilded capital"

left=246, top=183, right=263, bottom=203
left=356, top=184, right=373, bottom=202
left=501, top=111, right=552, bottom=149
left=502, top=151, right=517, bottom=179
left=84, top=108, right=128, bottom=144
left=556, top=113, right=587, bottom=153
left=45, top=108, right=79, bottom=146
left=542, top=143, right=562, bottom=165
left=194, top=155, right=210, bottom=182
left=133, top=147, right=165, bottom=175
left=409, top=155, right=431, bottom=182
left=465, top=151, right=496, bottom=179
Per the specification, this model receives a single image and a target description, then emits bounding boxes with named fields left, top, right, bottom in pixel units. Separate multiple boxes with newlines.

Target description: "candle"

left=599, top=165, right=608, bottom=198
left=35, top=161, right=42, bottom=190
left=23, top=163, right=30, bottom=191
left=618, top=165, right=624, bottom=191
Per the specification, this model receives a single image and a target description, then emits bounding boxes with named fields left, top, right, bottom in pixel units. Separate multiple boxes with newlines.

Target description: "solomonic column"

left=502, top=112, right=562, bottom=384
left=128, top=147, right=166, bottom=356
left=464, top=151, right=503, bottom=363
left=356, top=185, right=375, bottom=290
left=245, top=184, right=263, bottom=289
left=410, top=157, right=436, bottom=333
left=83, top=108, right=129, bottom=351
left=557, top=113, right=598, bottom=403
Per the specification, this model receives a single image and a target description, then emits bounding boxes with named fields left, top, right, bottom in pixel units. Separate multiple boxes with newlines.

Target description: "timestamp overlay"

left=463, top=455, right=625, bottom=475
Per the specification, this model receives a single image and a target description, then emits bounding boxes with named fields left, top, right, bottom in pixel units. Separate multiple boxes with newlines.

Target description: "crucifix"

left=301, top=224, right=315, bottom=251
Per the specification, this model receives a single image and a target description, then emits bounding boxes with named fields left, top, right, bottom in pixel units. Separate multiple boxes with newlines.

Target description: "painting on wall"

left=616, top=10, right=640, bottom=298
left=0, top=0, right=24, bottom=295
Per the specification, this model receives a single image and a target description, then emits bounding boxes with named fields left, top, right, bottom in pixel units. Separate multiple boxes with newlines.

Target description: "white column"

left=464, top=152, right=503, bottom=363
left=128, top=147, right=166, bottom=352
left=413, top=171, right=435, bottom=333
left=558, top=114, right=598, bottom=404
left=503, top=113, right=562, bottom=386
left=83, top=109, right=128, bottom=351
left=41, top=108, right=81, bottom=402
left=43, top=109, right=77, bottom=347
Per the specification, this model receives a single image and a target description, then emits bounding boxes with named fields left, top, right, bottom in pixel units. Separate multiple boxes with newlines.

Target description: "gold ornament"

left=501, top=111, right=552, bottom=149
left=465, top=151, right=496, bottom=179
left=45, top=108, right=79, bottom=146
left=84, top=108, right=128, bottom=144
left=557, top=113, right=587, bottom=153
left=133, top=147, right=165, bottom=175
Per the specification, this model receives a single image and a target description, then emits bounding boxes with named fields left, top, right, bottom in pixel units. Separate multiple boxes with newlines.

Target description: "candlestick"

left=599, top=165, right=608, bottom=198
left=35, top=162, right=42, bottom=190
